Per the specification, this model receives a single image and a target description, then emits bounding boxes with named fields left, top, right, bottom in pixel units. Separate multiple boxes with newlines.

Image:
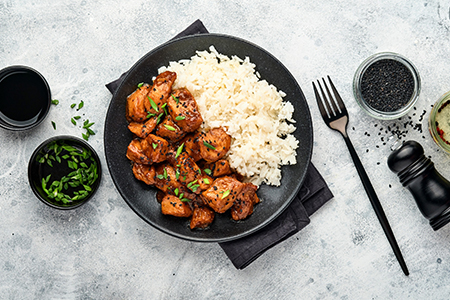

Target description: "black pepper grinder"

left=388, top=140, right=450, bottom=230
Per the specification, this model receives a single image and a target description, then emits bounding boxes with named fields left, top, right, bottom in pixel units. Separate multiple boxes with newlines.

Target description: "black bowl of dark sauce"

left=353, top=52, right=421, bottom=120
left=0, top=65, right=51, bottom=130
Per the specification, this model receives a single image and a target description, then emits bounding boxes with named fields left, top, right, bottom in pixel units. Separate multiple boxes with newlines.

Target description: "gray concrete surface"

left=1, top=1, right=450, bottom=299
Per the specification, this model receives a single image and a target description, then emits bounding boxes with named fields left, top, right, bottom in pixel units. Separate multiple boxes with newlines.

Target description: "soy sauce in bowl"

left=0, top=66, right=51, bottom=130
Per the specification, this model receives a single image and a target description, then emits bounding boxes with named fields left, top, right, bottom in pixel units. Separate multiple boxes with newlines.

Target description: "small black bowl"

left=28, top=135, right=102, bottom=210
left=0, top=65, right=51, bottom=131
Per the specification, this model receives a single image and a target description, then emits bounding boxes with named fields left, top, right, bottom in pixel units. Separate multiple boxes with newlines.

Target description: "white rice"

left=158, top=46, right=299, bottom=186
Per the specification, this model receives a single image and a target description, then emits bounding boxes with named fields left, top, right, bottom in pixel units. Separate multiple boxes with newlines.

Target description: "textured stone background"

left=1, top=0, right=450, bottom=299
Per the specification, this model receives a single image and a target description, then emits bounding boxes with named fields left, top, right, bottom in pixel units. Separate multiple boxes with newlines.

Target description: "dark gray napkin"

left=219, top=163, right=333, bottom=269
left=105, top=19, right=333, bottom=270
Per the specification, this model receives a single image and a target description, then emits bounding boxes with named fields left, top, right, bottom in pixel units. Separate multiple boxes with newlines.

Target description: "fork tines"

left=313, top=76, right=347, bottom=120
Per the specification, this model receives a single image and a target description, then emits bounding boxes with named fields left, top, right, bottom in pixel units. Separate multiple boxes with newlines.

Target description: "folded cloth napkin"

left=105, top=19, right=334, bottom=269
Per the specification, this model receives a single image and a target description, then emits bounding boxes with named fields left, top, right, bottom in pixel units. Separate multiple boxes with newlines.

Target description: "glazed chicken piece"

left=152, top=164, right=184, bottom=194
left=200, top=159, right=232, bottom=177
left=126, top=84, right=151, bottom=122
left=201, top=176, right=244, bottom=213
left=198, top=127, right=231, bottom=163
left=126, top=139, right=152, bottom=165
left=231, top=183, right=260, bottom=221
left=126, top=134, right=169, bottom=165
left=161, top=194, right=193, bottom=217
left=167, top=88, right=203, bottom=133
left=190, top=206, right=215, bottom=229
left=128, top=117, right=157, bottom=138
left=140, top=134, right=170, bottom=164
left=134, top=163, right=197, bottom=203
left=178, top=132, right=202, bottom=162
left=167, top=150, right=213, bottom=193
left=132, top=163, right=156, bottom=185
left=155, top=115, right=185, bottom=143
left=144, top=71, right=177, bottom=114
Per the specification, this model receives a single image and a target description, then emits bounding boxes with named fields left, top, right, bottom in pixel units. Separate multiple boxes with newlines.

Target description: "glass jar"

left=429, top=91, right=450, bottom=154
left=353, top=52, right=421, bottom=120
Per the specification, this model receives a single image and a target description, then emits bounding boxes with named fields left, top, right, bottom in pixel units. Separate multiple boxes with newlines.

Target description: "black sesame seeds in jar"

left=353, top=52, right=421, bottom=120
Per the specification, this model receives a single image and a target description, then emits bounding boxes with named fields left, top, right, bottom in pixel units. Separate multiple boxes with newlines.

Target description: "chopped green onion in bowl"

left=28, top=135, right=102, bottom=210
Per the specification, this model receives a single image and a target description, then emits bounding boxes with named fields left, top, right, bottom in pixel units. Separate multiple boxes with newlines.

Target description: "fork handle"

left=343, top=135, right=409, bottom=276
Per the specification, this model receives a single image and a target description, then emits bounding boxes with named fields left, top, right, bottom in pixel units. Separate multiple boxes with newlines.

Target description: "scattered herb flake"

left=51, top=99, right=59, bottom=105
left=77, top=100, right=84, bottom=111
left=51, top=121, right=56, bottom=130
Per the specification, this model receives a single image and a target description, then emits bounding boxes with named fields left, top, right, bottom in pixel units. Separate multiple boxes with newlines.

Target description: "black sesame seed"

left=360, top=59, right=414, bottom=112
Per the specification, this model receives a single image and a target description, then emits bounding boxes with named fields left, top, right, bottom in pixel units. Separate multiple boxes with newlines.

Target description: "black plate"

left=104, top=34, right=313, bottom=242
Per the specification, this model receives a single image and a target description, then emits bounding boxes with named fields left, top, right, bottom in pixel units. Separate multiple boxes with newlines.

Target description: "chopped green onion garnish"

left=221, top=190, right=230, bottom=199
left=51, top=99, right=59, bottom=105
left=152, top=143, right=158, bottom=149
left=156, top=113, right=164, bottom=124
left=137, top=82, right=144, bottom=88
left=71, top=118, right=77, bottom=125
left=203, top=178, right=210, bottom=184
left=71, top=103, right=76, bottom=109
left=164, top=124, right=176, bottom=131
left=175, top=116, right=186, bottom=121
left=51, top=121, right=56, bottom=130
left=36, top=140, right=99, bottom=204
left=148, top=96, right=159, bottom=112
left=175, top=143, right=184, bottom=158
left=187, top=180, right=198, bottom=188
left=203, top=141, right=216, bottom=150
left=171, top=94, right=179, bottom=104
left=204, top=168, right=212, bottom=175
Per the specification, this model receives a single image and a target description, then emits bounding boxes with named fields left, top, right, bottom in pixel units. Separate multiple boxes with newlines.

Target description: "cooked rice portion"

left=158, top=46, right=298, bottom=186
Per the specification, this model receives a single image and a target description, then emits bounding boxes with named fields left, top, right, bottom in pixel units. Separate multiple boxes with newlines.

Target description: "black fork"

left=313, top=76, right=409, bottom=276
